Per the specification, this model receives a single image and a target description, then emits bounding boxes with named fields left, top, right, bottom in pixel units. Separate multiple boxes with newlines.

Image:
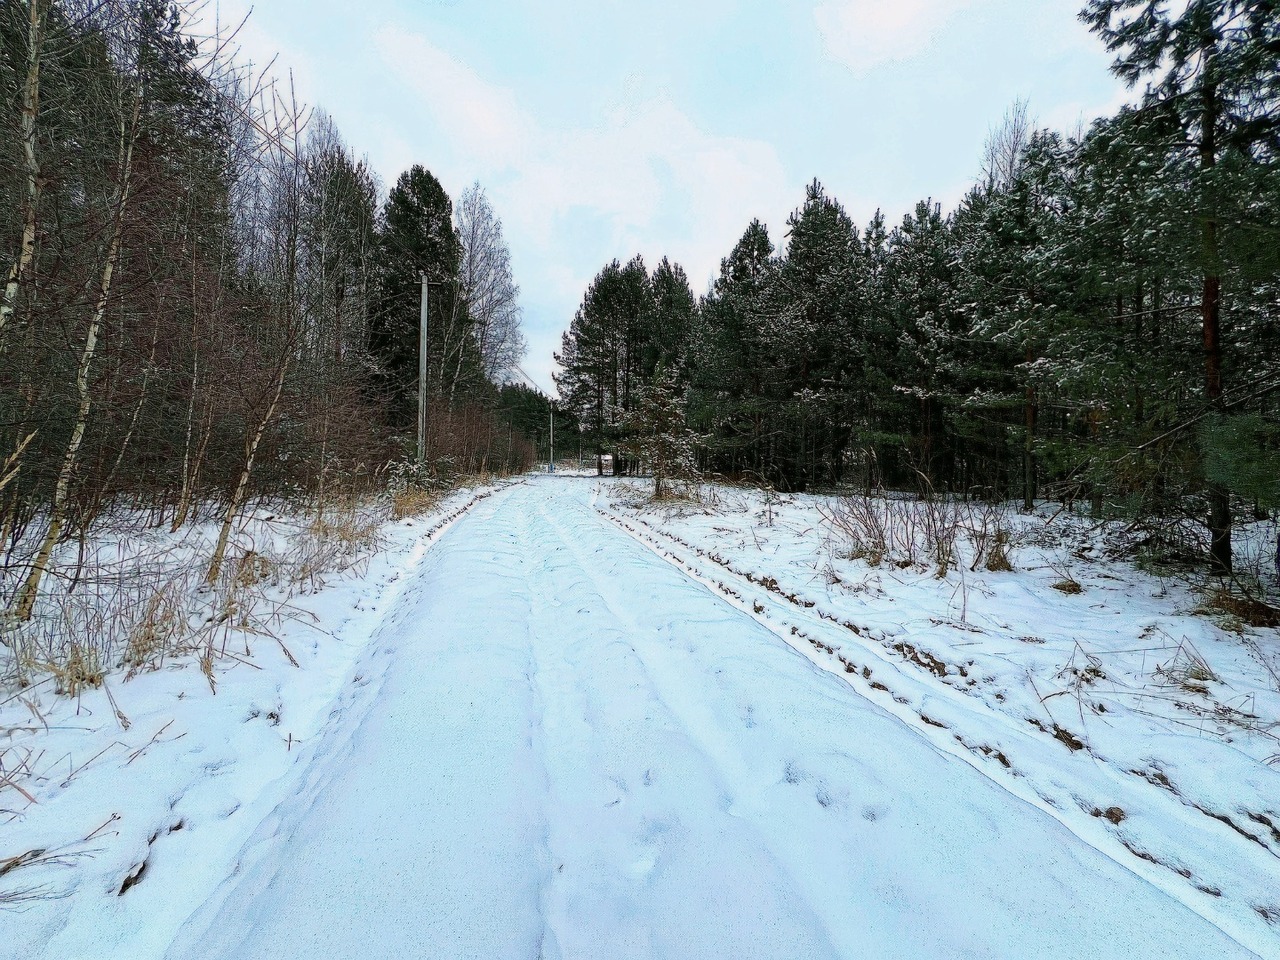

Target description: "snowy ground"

left=2, top=477, right=1276, bottom=959
left=597, top=477, right=1280, bottom=957
left=0, top=483, right=505, bottom=959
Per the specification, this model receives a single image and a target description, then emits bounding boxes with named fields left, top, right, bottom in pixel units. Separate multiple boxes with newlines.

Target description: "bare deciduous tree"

left=455, top=182, right=525, bottom=389
left=980, top=98, right=1033, bottom=192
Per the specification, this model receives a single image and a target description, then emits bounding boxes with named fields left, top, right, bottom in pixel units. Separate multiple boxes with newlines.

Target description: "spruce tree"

left=621, top=369, right=698, bottom=500
left=370, top=165, right=465, bottom=428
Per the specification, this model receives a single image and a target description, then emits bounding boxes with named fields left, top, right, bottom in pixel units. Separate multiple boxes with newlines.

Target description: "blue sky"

left=211, top=0, right=1130, bottom=392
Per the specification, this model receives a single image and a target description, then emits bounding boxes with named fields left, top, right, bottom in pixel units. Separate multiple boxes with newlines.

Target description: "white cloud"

left=515, top=97, right=791, bottom=276
left=372, top=30, right=797, bottom=390
left=373, top=29, right=533, bottom=165
left=814, top=0, right=969, bottom=74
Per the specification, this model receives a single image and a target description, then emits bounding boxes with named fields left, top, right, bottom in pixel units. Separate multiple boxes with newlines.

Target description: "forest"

left=2, top=3, right=1279, bottom=953
left=0, top=0, right=549, bottom=632
left=556, top=0, right=1280, bottom=577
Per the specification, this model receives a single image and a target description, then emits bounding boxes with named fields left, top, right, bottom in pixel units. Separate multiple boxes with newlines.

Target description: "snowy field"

left=598, top=477, right=1280, bottom=957
left=1, top=476, right=1277, bottom=959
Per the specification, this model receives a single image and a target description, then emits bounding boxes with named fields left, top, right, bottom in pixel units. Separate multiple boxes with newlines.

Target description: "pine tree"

left=621, top=370, right=698, bottom=500
left=646, top=257, right=696, bottom=382
left=554, top=256, right=660, bottom=474
left=1081, top=0, right=1280, bottom=573
left=772, top=180, right=862, bottom=490
left=688, top=220, right=775, bottom=479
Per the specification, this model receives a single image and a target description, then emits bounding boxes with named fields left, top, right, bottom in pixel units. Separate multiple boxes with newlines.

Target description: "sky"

left=205, top=0, right=1132, bottom=394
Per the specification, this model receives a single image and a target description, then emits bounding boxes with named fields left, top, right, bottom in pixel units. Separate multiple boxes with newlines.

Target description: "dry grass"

left=820, top=492, right=1018, bottom=577
left=984, top=530, right=1015, bottom=572
left=392, top=487, right=441, bottom=520
left=122, top=577, right=190, bottom=673
left=232, top=550, right=276, bottom=589
left=0, top=744, right=39, bottom=807
left=1200, top=590, right=1280, bottom=629
left=2, top=493, right=394, bottom=696
left=288, top=499, right=386, bottom=590
left=1155, top=638, right=1220, bottom=691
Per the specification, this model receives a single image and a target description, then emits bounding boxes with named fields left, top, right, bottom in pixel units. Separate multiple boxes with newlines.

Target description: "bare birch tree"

left=206, top=75, right=308, bottom=584
left=980, top=98, right=1033, bottom=192
left=455, top=182, right=525, bottom=389
left=0, top=0, right=49, bottom=349
left=12, top=1, right=144, bottom=620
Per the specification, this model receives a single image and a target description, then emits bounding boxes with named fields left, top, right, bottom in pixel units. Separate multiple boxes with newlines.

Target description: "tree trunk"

left=0, top=0, right=46, bottom=348
left=174, top=392, right=214, bottom=531
left=172, top=318, right=201, bottom=531
left=1022, top=345, right=1037, bottom=511
left=206, top=353, right=290, bottom=584
left=13, top=92, right=141, bottom=620
left=98, top=318, right=159, bottom=510
left=1200, top=61, right=1231, bottom=576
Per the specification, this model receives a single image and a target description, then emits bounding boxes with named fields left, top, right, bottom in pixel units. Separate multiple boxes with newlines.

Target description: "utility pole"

left=549, top=399, right=554, bottom=474
left=417, top=272, right=430, bottom=463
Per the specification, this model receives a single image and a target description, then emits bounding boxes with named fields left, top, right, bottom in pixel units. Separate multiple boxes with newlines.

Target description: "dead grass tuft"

left=122, top=579, right=188, bottom=673
left=55, top=645, right=105, bottom=697
left=392, top=487, right=441, bottom=520
left=232, top=550, right=275, bottom=589
left=985, top=530, right=1014, bottom=572
left=1156, top=638, right=1220, bottom=690
left=289, top=499, right=386, bottom=589
left=821, top=492, right=1018, bottom=577
left=1202, top=590, right=1280, bottom=629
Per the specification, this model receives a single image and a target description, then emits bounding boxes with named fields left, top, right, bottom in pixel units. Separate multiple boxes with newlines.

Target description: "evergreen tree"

left=620, top=370, right=698, bottom=500
left=882, top=199, right=960, bottom=490
left=554, top=255, right=659, bottom=473
left=689, top=220, right=775, bottom=479
left=772, top=180, right=862, bottom=490
left=646, top=257, right=696, bottom=382
left=1082, top=0, right=1280, bottom=572
left=370, top=165, right=466, bottom=428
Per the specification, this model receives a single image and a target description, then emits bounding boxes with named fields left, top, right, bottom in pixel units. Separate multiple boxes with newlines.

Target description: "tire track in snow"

left=517, top=486, right=843, bottom=959
left=164, top=482, right=550, bottom=960
left=589, top=482, right=1269, bottom=959
left=155, top=479, right=1262, bottom=960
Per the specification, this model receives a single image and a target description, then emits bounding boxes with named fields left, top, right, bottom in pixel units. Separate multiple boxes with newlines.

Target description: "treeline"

left=0, top=0, right=535, bottom=618
left=557, top=0, right=1279, bottom=574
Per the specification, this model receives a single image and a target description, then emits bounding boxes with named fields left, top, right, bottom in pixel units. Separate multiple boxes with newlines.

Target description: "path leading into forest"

left=164, top=479, right=1259, bottom=960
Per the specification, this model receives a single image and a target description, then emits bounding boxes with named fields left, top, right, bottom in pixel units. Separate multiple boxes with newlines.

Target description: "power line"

left=511, top=362, right=551, bottom=395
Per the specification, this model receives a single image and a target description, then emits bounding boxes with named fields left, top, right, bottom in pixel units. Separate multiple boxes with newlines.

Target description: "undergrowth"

left=819, top=492, right=1019, bottom=578
left=0, top=495, right=393, bottom=696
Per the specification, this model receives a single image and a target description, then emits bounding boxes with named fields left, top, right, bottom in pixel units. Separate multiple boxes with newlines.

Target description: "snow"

left=596, top=478, right=1280, bottom=956
left=0, top=483, right=504, bottom=959
left=2, top=477, right=1275, bottom=958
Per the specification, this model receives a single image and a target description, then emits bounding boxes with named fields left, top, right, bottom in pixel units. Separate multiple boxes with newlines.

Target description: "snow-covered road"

left=165, top=479, right=1259, bottom=960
